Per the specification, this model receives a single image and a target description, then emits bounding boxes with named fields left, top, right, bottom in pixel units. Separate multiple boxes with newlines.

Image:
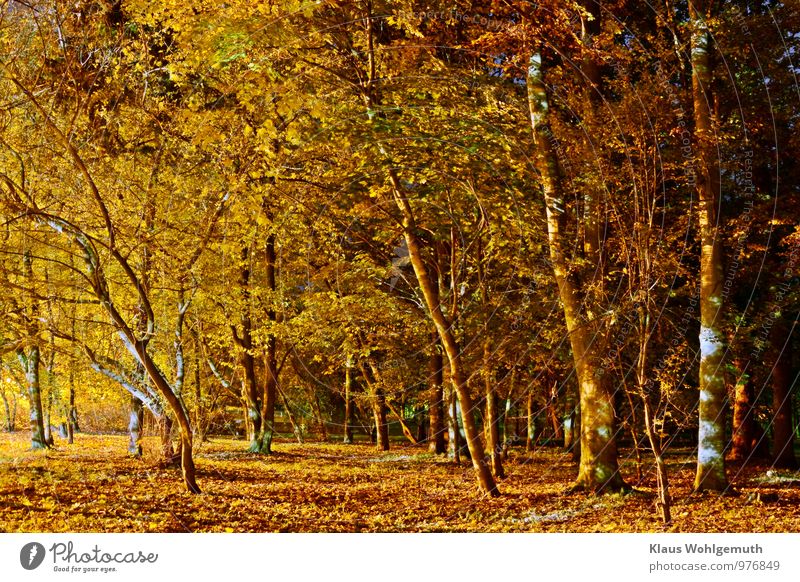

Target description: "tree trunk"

left=253, top=233, right=278, bottom=454
left=20, top=347, right=47, bottom=450
left=484, top=343, right=505, bottom=478
left=448, top=388, right=461, bottom=464
left=387, top=172, right=498, bottom=496
left=343, top=356, right=354, bottom=444
left=373, top=387, right=389, bottom=451
left=691, top=1, right=728, bottom=492
left=771, top=319, right=797, bottom=469
left=564, top=400, right=579, bottom=457
left=642, top=394, right=672, bottom=523
left=548, top=380, right=563, bottom=442
left=251, top=334, right=277, bottom=454
left=358, top=360, right=390, bottom=449
left=20, top=250, right=47, bottom=450
left=67, top=366, right=77, bottom=443
left=43, top=385, right=54, bottom=446
left=268, top=385, right=298, bottom=444
left=192, top=337, right=208, bottom=443
left=526, top=390, right=536, bottom=452
left=128, top=395, right=144, bottom=456
left=428, top=338, right=446, bottom=454
left=636, top=313, right=671, bottom=523
left=385, top=399, right=418, bottom=444
left=234, top=247, right=266, bottom=453
left=160, top=413, right=176, bottom=464
left=137, top=347, right=200, bottom=493
left=527, top=52, right=623, bottom=492
left=415, top=406, right=427, bottom=443
left=1, top=389, right=13, bottom=431
left=241, top=352, right=262, bottom=450
left=730, top=360, right=754, bottom=461
left=312, top=389, right=328, bottom=441
left=501, top=397, right=511, bottom=460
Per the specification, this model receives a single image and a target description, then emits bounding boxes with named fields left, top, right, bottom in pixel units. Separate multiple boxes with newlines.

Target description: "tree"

left=690, top=0, right=728, bottom=492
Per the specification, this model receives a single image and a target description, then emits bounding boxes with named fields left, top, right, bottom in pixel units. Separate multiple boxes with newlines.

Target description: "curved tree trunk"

left=139, top=347, right=200, bottom=493
left=388, top=172, right=498, bottom=496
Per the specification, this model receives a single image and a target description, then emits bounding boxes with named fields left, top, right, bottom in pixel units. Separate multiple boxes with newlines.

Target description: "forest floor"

left=1, top=432, right=799, bottom=532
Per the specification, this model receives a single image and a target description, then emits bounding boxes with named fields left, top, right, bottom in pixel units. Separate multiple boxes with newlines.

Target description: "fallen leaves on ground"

left=1, top=432, right=798, bottom=532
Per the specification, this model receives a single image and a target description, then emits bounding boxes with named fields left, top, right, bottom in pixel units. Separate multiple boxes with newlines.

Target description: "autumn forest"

left=1, top=0, right=799, bottom=533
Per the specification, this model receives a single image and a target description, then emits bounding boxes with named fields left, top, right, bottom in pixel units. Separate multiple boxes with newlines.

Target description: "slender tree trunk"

left=526, top=391, right=536, bottom=452
left=43, top=396, right=53, bottom=445
left=642, top=395, right=671, bottom=523
left=387, top=171, right=498, bottom=496
left=385, top=399, right=418, bottom=444
left=67, top=366, right=76, bottom=444
left=448, top=388, right=461, bottom=464
left=564, top=397, right=579, bottom=457
left=358, top=360, right=389, bottom=450
left=373, top=388, right=389, bottom=451
left=159, top=413, right=176, bottom=464
left=362, top=0, right=497, bottom=493
left=43, top=336, right=57, bottom=447
left=691, top=1, right=728, bottom=492
left=241, top=354, right=261, bottom=448
left=128, top=394, right=144, bottom=456
left=636, top=320, right=671, bottom=523
left=20, top=250, right=47, bottom=450
left=771, top=319, right=797, bottom=469
left=343, top=356, right=354, bottom=444
left=20, top=347, right=47, bottom=450
left=478, top=236, right=504, bottom=478
left=528, top=52, right=623, bottom=492
left=415, top=406, right=427, bottom=443
left=253, top=233, right=278, bottom=454
left=623, top=385, right=643, bottom=482
left=192, top=336, right=207, bottom=443
left=548, top=380, right=563, bottom=442
left=234, top=247, right=265, bottom=453
left=137, top=347, right=200, bottom=493
left=312, top=390, right=328, bottom=441
left=428, top=338, right=446, bottom=454
left=484, top=343, right=505, bottom=478
left=252, top=334, right=277, bottom=453
left=730, top=360, right=754, bottom=461
left=276, top=383, right=303, bottom=443
left=240, top=399, right=251, bottom=440
left=501, top=397, right=511, bottom=460
left=1, top=390, right=13, bottom=432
